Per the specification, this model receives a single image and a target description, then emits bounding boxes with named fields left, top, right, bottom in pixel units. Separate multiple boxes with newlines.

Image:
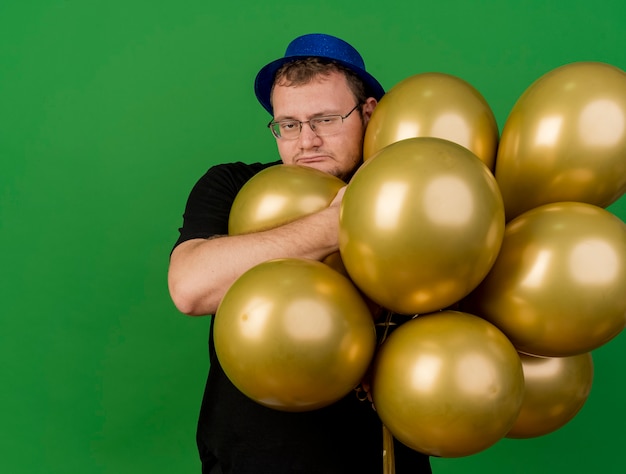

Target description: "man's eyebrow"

left=274, top=109, right=340, bottom=121
left=272, top=114, right=298, bottom=121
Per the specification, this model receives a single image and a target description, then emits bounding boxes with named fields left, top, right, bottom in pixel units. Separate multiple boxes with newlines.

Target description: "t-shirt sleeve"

left=172, top=161, right=279, bottom=251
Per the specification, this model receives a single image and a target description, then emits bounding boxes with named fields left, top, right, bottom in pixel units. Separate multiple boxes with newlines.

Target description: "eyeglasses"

left=268, top=103, right=363, bottom=140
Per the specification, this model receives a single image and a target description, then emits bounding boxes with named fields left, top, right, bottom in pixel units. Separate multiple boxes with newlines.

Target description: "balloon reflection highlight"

left=364, top=72, right=499, bottom=169
left=464, top=202, right=626, bottom=357
left=229, top=164, right=345, bottom=235
left=508, top=352, right=593, bottom=439
left=340, top=137, right=504, bottom=315
left=214, top=258, right=376, bottom=412
left=495, top=62, right=626, bottom=220
left=371, top=311, right=524, bottom=458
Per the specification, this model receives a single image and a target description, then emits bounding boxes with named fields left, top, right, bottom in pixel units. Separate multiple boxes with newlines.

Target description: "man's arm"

left=168, top=188, right=345, bottom=316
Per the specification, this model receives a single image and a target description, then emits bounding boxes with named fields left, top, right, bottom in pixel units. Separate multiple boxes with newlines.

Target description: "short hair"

left=270, top=57, right=368, bottom=110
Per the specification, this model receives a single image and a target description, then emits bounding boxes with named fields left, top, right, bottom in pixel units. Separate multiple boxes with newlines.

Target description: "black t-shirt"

left=173, top=161, right=431, bottom=474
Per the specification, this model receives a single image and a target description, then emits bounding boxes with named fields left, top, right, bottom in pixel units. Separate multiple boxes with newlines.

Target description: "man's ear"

left=362, top=97, right=378, bottom=125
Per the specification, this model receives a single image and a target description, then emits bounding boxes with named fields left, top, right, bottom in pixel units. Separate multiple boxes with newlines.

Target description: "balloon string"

left=378, top=310, right=397, bottom=474
left=376, top=310, right=419, bottom=473
left=356, top=310, right=419, bottom=472
left=383, top=424, right=396, bottom=474
left=355, top=310, right=399, bottom=402
left=377, top=310, right=395, bottom=345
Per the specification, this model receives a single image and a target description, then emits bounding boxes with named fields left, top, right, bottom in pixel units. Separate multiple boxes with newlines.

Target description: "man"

left=168, top=33, right=432, bottom=474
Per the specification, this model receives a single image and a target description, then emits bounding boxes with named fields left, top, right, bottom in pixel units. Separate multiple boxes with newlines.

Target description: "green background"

left=1, top=1, right=625, bottom=472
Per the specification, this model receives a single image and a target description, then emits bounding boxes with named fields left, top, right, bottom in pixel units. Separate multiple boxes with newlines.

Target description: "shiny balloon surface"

left=507, top=352, right=593, bottom=439
left=496, top=62, right=626, bottom=220
left=214, top=258, right=376, bottom=411
left=371, top=311, right=524, bottom=458
left=465, top=202, right=626, bottom=356
left=339, top=137, right=505, bottom=315
left=229, top=164, right=345, bottom=235
left=364, top=72, right=499, bottom=169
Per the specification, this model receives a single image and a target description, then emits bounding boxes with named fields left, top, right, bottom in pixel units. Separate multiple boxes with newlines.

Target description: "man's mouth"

left=296, top=155, right=330, bottom=164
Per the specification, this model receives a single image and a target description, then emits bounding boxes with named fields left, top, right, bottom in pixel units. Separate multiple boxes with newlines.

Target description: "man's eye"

left=280, top=121, right=298, bottom=130
left=315, top=117, right=334, bottom=125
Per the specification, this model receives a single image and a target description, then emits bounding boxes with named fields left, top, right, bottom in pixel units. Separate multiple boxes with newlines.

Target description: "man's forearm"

left=168, top=205, right=341, bottom=316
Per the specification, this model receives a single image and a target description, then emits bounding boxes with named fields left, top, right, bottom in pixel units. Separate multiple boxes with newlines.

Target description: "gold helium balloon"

left=371, top=311, right=525, bottom=458
left=214, top=258, right=376, bottom=412
left=339, top=137, right=505, bottom=315
left=228, top=163, right=347, bottom=276
left=229, top=164, right=345, bottom=235
left=507, top=352, right=593, bottom=439
left=496, top=62, right=626, bottom=220
left=364, top=72, right=499, bottom=170
left=464, top=202, right=626, bottom=357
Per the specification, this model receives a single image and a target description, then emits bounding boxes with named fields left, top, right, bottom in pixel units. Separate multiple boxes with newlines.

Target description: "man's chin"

left=297, top=161, right=340, bottom=177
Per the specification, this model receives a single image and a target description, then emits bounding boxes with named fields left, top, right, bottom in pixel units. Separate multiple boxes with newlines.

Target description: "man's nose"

left=298, top=122, right=322, bottom=147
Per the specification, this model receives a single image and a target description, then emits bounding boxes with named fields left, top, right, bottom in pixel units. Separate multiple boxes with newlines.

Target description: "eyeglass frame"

left=267, top=102, right=363, bottom=140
